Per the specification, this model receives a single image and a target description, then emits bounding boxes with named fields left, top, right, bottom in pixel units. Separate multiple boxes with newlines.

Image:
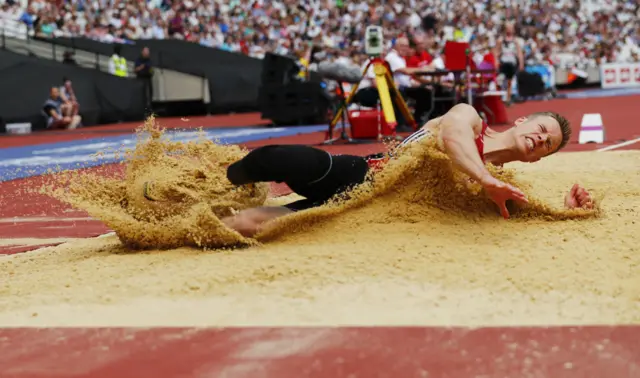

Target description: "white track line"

left=597, top=137, right=640, bottom=152
left=0, top=238, right=79, bottom=247
left=0, top=216, right=94, bottom=223
left=0, top=232, right=115, bottom=248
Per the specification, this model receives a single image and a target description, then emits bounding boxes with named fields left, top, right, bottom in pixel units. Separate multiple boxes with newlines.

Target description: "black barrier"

left=0, top=49, right=146, bottom=132
left=46, top=37, right=263, bottom=114
left=257, top=53, right=329, bottom=126
left=258, top=81, right=331, bottom=126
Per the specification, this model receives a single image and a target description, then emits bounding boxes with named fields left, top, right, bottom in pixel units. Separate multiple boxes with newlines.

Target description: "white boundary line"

left=0, top=216, right=94, bottom=223
left=1, top=232, right=116, bottom=257
left=597, top=137, right=640, bottom=152
left=0, top=238, right=78, bottom=247
left=1, top=232, right=115, bottom=247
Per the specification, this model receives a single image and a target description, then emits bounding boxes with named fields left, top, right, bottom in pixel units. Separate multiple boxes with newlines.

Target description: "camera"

left=365, top=25, right=384, bottom=56
left=421, top=15, right=438, bottom=34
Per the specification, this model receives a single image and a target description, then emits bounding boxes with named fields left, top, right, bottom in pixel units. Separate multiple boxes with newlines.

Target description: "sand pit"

left=1, top=119, right=639, bottom=326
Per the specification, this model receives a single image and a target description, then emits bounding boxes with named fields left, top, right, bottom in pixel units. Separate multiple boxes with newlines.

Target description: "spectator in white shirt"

left=388, top=37, right=439, bottom=126
left=384, top=37, right=415, bottom=89
left=352, top=37, right=435, bottom=129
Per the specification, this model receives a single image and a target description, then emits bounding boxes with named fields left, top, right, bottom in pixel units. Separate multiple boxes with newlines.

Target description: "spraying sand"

left=44, top=118, right=269, bottom=249
left=1, top=118, right=639, bottom=327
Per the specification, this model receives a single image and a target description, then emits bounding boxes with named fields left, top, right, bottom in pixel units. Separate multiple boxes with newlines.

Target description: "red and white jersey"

left=366, top=121, right=489, bottom=170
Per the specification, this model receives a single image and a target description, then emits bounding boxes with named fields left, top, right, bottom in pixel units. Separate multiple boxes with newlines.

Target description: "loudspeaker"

left=422, top=14, right=438, bottom=33
left=261, top=53, right=300, bottom=86
left=258, top=82, right=330, bottom=126
left=259, top=53, right=330, bottom=126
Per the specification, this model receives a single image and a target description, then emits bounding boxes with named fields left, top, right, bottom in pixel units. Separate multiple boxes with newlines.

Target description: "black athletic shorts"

left=499, top=62, right=518, bottom=80
left=284, top=154, right=370, bottom=211
left=227, top=144, right=372, bottom=212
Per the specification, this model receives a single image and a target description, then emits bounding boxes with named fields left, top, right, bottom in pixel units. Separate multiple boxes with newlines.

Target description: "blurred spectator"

left=59, top=77, right=80, bottom=118
left=353, top=37, right=433, bottom=128
left=62, top=50, right=77, bottom=65
left=495, top=22, right=524, bottom=105
left=43, top=86, right=82, bottom=130
left=406, top=34, right=434, bottom=71
left=19, top=5, right=36, bottom=29
left=1, top=0, right=637, bottom=79
left=134, top=46, right=154, bottom=107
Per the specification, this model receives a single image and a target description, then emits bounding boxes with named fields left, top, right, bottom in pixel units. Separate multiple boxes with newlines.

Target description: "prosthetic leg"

left=323, top=57, right=416, bottom=145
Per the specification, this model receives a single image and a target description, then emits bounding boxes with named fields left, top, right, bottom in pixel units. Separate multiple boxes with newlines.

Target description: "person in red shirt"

left=404, top=33, right=455, bottom=120
left=482, top=51, right=497, bottom=67
left=405, top=34, right=434, bottom=69
left=239, top=39, right=249, bottom=55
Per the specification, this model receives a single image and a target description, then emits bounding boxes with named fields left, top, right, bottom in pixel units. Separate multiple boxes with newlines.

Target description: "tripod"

left=323, top=57, right=416, bottom=145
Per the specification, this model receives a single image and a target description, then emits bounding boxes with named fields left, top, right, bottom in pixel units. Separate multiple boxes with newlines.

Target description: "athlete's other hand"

left=481, top=175, right=528, bottom=219
left=564, top=183, right=594, bottom=210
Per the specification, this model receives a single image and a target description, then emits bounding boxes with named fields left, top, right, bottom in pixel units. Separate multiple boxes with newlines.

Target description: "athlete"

left=144, top=104, right=594, bottom=237
left=212, top=104, right=595, bottom=237
left=495, top=22, right=524, bottom=105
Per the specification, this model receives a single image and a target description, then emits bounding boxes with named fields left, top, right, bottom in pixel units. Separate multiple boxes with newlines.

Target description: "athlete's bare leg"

left=506, top=78, right=513, bottom=104
left=221, top=206, right=293, bottom=238
left=221, top=145, right=333, bottom=237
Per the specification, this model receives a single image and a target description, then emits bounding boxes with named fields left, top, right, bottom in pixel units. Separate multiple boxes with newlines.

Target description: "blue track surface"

left=0, top=125, right=327, bottom=182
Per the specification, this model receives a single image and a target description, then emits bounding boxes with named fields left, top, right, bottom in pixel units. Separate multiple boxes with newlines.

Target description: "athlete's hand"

left=481, top=175, right=528, bottom=219
left=564, top=183, right=594, bottom=210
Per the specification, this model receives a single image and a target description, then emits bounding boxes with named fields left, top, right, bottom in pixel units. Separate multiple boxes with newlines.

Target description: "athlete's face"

left=512, top=115, right=563, bottom=162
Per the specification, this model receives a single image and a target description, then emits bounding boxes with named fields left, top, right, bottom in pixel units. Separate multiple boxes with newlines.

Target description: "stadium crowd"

left=1, top=0, right=639, bottom=69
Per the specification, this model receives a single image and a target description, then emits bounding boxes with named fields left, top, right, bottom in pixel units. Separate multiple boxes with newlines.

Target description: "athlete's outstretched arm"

left=437, top=103, right=491, bottom=184
left=437, top=103, right=528, bottom=218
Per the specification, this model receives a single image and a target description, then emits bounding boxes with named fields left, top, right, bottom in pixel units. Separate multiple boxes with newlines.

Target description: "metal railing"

left=0, top=18, right=209, bottom=103
left=0, top=20, right=133, bottom=73
left=0, top=18, right=192, bottom=76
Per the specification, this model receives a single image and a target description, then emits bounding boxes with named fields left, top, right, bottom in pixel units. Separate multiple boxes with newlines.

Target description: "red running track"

left=1, top=97, right=640, bottom=376
left=1, top=326, right=639, bottom=377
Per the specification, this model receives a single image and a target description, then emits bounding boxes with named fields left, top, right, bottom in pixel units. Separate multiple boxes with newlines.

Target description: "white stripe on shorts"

left=398, top=128, right=431, bottom=148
